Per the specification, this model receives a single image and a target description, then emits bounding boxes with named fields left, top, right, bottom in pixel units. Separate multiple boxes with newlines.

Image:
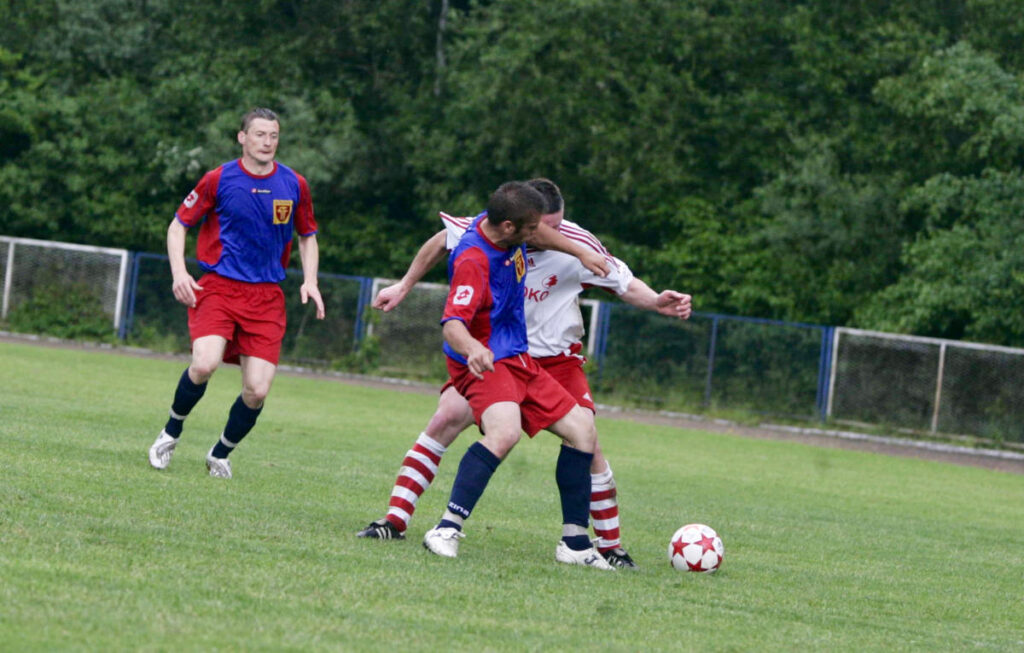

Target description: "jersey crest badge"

left=183, top=189, right=199, bottom=208
left=453, top=285, right=474, bottom=306
left=273, top=199, right=293, bottom=225
left=513, top=249, right=526, bottom=282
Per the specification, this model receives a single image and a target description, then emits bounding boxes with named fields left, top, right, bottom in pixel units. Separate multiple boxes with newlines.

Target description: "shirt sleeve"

left=581, top=254, right=634, bottom=295
left=174, top=168, right=220, bottom=228
left=294, top=173, right=318, bottom=236
left=560, top=219, right=633, bottom=295
left=441, top=212, right=472, bottom=251
left=442, top=248, right=488, bottom=325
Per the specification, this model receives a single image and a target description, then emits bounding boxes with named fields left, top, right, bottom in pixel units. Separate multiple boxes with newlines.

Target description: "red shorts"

left=536, top=351, right=595, bottom=412
left=446, top=353, right=577, bottom=437
left=188, top=273, right=286, bottom=365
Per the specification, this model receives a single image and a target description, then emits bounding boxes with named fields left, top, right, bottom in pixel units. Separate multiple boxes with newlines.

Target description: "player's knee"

left=425, top=410, right=468, bottom=447
left=189, top=360, right=218, bottom=382
left=481, top=429, right=520, bottom=459
left=243, top=381, right=272, bottom=404
left=564, top=406, right=598, bottom=452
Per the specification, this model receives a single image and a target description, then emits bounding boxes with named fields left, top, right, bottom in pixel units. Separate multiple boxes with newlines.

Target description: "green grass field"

left=2, top=341, right=1023, bottom=651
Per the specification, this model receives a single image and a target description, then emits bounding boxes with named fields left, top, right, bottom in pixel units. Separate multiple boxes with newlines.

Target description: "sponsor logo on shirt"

left=273, top=199, right=293, bottom=225
left=453, top=285, right=474, bottom=305
left=251, top=188, right=271, bottom=194
left=543, top=274, right=558, bottom=289
left=524, top=287, right=550, bottom=303
left=183, top=189, right=199, bottom=208
left=513, top=249, right=526, bottom=282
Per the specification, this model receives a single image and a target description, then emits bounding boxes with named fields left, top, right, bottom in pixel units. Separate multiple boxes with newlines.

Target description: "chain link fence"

left=828, top=328, right=1024, bottom=442
left=595, top=307, right=829, bottom=419
left=4, top=236, right=1023, bottom=444
left=0, top=236, right=129, bottom=339
left=124, top=253, right=368, bottom=369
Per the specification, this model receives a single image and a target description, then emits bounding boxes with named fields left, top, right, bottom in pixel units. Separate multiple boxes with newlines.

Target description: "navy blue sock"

left=562, top=534, right=592, bottom=551
left=210, top=395, right=262, bottom=458
left=163, top=368, right=207, bottom=437
left=556, top=444, right=594, bottom=546
left=444, top=442, right=502, bottom=525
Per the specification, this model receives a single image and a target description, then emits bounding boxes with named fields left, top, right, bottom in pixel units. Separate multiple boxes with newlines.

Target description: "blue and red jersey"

left=175, top=159, right=318, bottom=284
left=441, top=214, right=529, bottom=365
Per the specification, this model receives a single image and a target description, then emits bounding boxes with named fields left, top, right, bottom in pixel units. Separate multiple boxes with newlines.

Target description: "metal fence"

left=594, top=307, right=831, bottom=420
left=366, top=278, right=601, bottom=380
left=123, top=253, right=369, bottom=367
left=4, top=236, right=1023, bottom=443
left=1, top=236, right=129, bottom=331
left=828, top=328, right=1024, bottom=442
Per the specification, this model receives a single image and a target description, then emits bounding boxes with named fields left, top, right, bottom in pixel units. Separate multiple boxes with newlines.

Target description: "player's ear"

left=237, top=131, right=246, bottom=145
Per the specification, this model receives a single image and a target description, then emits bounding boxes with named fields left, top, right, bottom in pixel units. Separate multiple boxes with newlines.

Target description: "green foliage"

left=4, top=1, right=1024, bottom=344
left=857, top=170, right=1024, bottom=345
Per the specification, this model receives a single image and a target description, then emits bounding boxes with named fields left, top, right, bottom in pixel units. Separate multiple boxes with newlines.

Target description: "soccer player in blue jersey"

left=147, top=107, right=325, bottom=479
left=420, top=181, right=614, bottom=569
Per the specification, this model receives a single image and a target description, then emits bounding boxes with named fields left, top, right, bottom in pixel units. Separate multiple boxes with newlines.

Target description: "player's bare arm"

left=528, top=222, right=610, bottom=278
left=442, top=319, right=494, bottom=380
left=297, top=234, right=325, bottom=319
left=373, top=230, right=448, bottom=312
left=620, top=278, right=692, bottom=320
left=167, top=219, right=202, bottom=308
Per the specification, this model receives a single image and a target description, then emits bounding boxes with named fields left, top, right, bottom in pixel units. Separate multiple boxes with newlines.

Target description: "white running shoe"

left=205, top=448, right=232, bottom=479
left=148, top=430, right=178, bottom=469
left=423, top=527, right=465, bottom=558
left=555, top=541, right=616, bottom=570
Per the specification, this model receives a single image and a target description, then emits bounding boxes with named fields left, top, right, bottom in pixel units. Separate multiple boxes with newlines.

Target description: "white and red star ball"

left=668, top=523, right=724, bottom=573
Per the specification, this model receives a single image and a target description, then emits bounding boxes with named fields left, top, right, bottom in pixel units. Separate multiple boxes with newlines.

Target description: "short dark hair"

left=526, top=178, right=563, bottom=214
left=486, top=181, right=545, bottom=229
left=240, top=108, right=279, bottom=132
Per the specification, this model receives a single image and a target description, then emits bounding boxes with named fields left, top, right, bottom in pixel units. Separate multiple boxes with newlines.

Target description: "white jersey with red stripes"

left=441, top=212, right=633, bottom=358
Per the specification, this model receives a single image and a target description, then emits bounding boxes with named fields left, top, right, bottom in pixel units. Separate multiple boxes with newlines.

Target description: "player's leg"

left=538, top=354, right=633, bottom=567
left=423, top=400, right=522, bottom=558
left=543, top=404, right=612, bottom=568
left=149, top=335, right=227, bottom=470
left=205, top=354, right=276, bottom=478
left=589, top=439, right=635, bottom=568
left=522, top=362, right=612, bottom=570
left=358, top=386, right=474, bottom=539
left=202, top=282, right=285, bottom=478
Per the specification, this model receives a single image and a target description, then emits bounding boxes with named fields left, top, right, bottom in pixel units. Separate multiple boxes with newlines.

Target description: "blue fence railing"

left=120, top=252, right=834, bottom=422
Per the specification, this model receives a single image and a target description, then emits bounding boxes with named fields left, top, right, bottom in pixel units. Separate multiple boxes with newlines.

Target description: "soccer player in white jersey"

left=357, top=178, right=692, bottom=568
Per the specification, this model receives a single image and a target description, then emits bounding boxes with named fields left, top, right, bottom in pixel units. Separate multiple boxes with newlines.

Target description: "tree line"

left=2, top=0, right=1023, bottom=346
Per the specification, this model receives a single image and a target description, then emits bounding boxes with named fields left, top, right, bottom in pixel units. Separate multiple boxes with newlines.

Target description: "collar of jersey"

left=236, top=159, right=279, bottom=180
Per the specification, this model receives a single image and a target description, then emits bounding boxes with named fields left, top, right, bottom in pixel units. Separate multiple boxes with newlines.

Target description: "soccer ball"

left=668, top=523, right=724, bottom=573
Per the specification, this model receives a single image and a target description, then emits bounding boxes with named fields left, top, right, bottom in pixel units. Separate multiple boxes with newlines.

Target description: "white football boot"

left=422, top=527, right=465, bottom=558
left=148, top=430, right=178, bottom=469
left=555, top=541, right=616, bottom=570
left=205, top=448, right=232, bottom=479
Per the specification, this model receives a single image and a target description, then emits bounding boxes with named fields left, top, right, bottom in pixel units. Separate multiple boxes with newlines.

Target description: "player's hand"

left=580, top=250, right=610, bottom=278
left=372, top=282, right=409, bottom=312
left=465, top=342, right=495, bottom=380
left=301, top=282, right=326, bottom=319
left=171, top=273, right=203, bottom=308
left=655, top=290, right=692, bottom=319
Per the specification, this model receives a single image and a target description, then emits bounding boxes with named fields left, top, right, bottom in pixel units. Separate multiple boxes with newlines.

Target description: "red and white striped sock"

left=590, top=463, right=621, bottom=552
left=384, top=432, right=447, bottom=533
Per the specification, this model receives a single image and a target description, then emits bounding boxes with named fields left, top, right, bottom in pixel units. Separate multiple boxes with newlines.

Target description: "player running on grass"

left=357, top=178, right=692, bottom=568
left=147, top=107, right=325, bottom=479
